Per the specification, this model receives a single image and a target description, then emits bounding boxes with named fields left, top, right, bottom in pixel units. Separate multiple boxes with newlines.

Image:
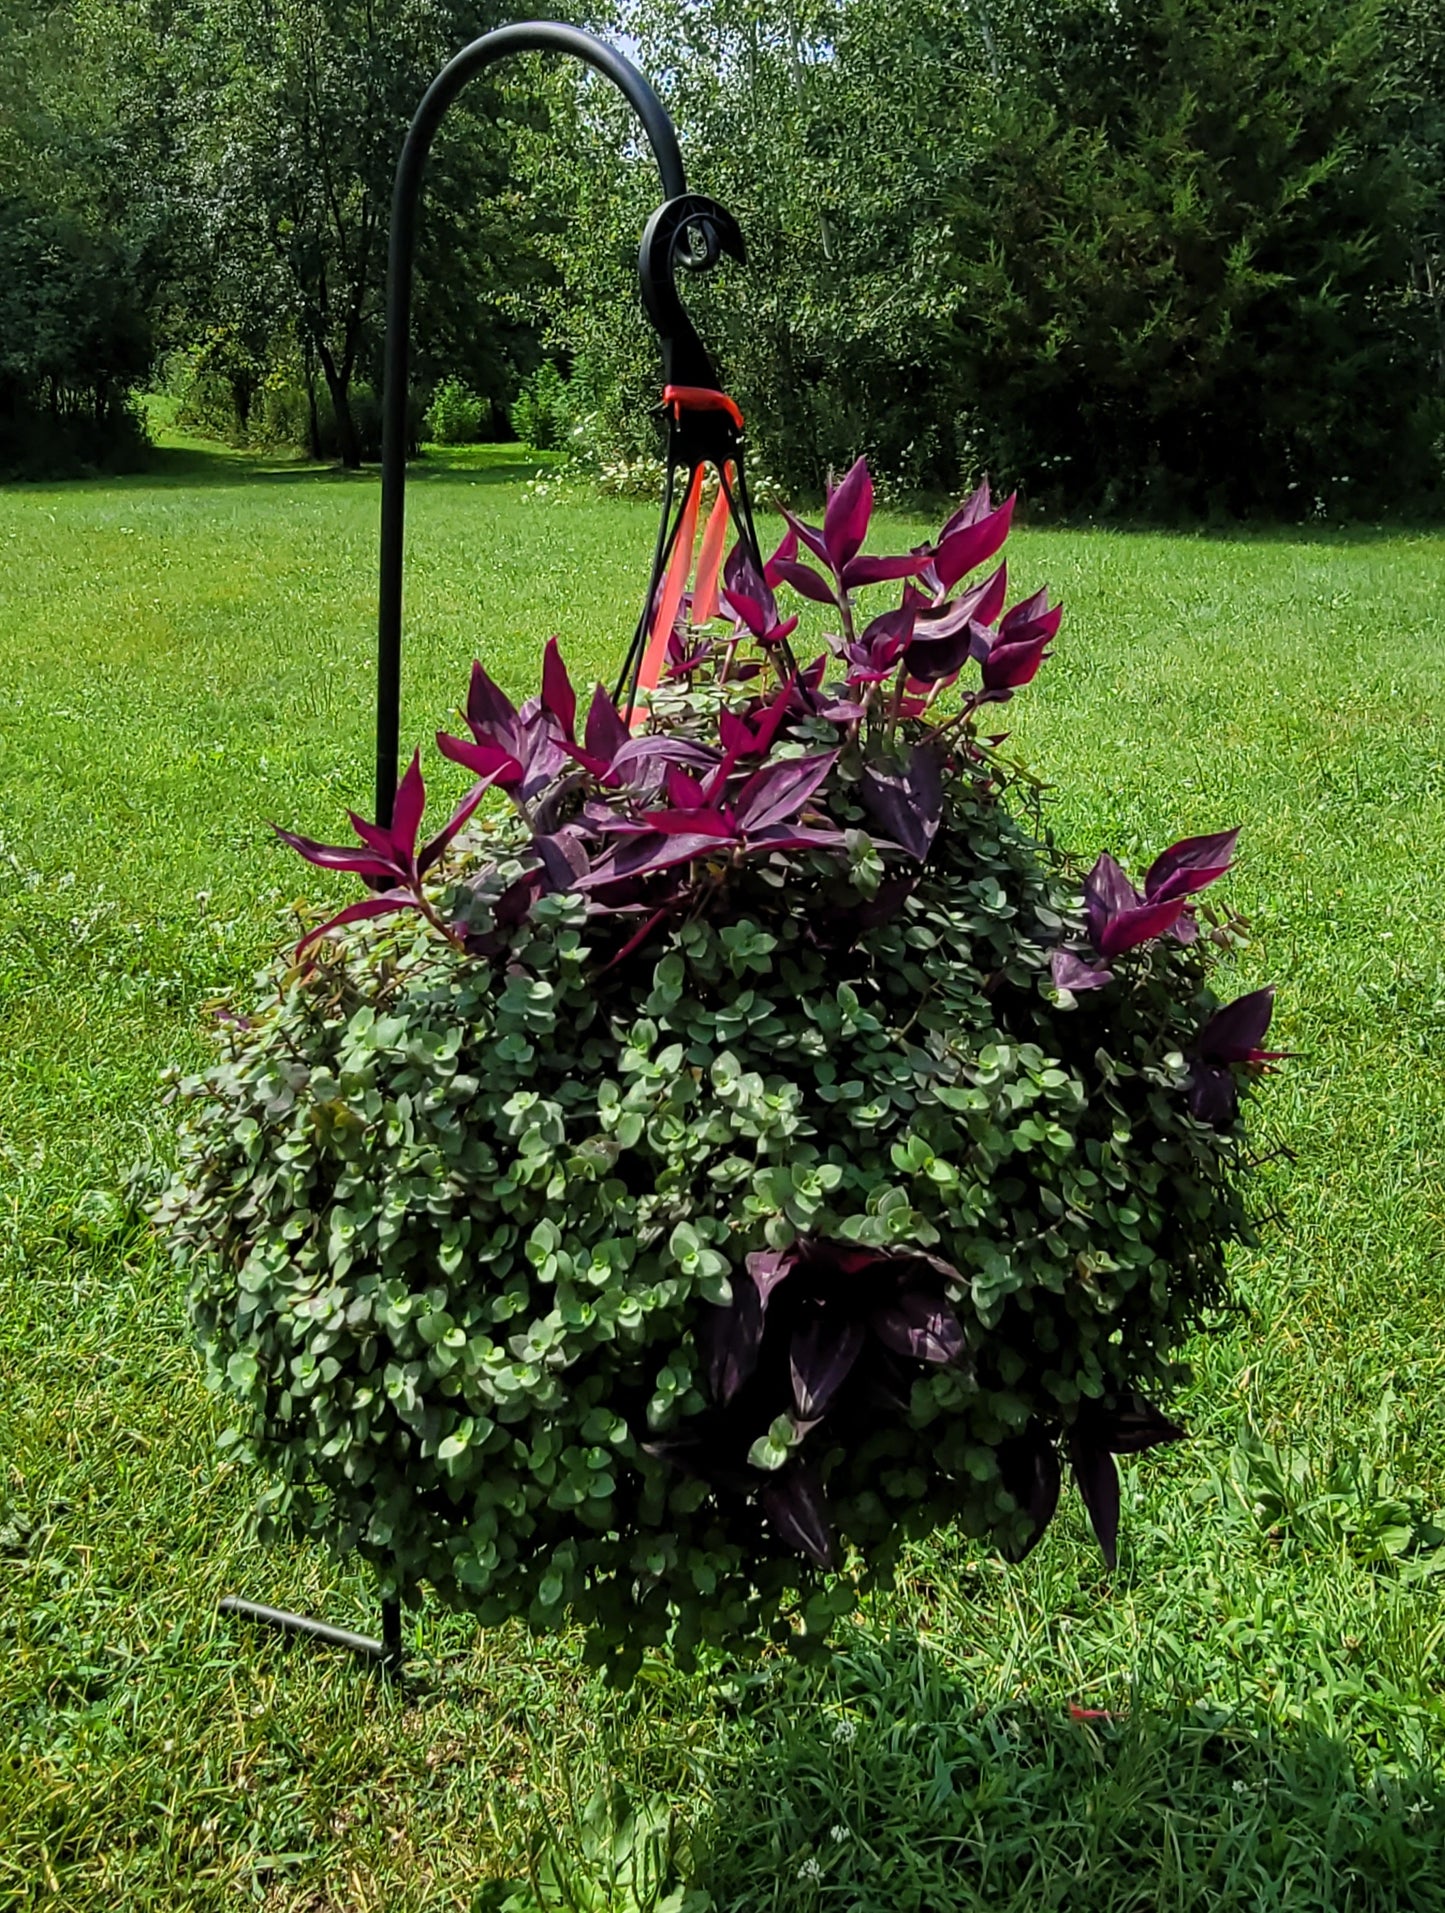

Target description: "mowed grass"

left=2, top=421, right=1445, bottom=1911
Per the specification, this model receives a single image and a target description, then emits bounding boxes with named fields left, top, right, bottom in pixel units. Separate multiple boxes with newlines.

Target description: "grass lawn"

left=3, top=419, right=1445, bottom=1910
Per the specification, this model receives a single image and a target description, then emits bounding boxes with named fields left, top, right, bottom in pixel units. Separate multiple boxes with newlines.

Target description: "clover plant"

left=156, top=460, right=1280, bottom=1677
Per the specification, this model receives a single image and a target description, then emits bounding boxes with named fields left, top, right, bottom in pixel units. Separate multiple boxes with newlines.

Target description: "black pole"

left=220, top=1594, right=404, bottom=1670
left=376, top=23, right=688, bottom=826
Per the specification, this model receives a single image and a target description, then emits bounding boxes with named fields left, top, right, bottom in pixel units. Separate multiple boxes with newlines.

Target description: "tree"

left=943, top=0, right=1440, bottom=514
left=175, top=0, right=558, bottom=466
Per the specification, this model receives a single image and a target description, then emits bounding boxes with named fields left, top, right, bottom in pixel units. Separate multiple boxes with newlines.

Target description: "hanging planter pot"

left=154, top=25, right=1282, bottom=1682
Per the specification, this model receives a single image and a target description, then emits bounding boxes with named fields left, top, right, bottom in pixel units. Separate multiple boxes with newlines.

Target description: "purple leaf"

left=933, top=493, right=1015, bottom=593
left=997, top=1424, right=1062, bottom=1560
left=417, top=776, right=492, bottom=875
left=534, top=825, right=591, bottom=891
left=540, top=637, right=577, bottom=740
left=388, top=752, right=427, bottom=864
left=1083, top=854, right=1186, bottom=957
left=841, top=551, right=927, bottom=590
left=296, top=891, right=421, bottom=956
left=871, top=1287, right=966, bottom=1365
left=781, top=507, right=832, bottom=569
left=771, top=557, right=838, bottom=607
left=760, top=1466, right=835, bottom=1568
left=1144, top=828, right=1239, bottom=905
left=1089, top=1394, right=1186, bottom=1456
left=466, top=660, right=520, bottom=741
left=436, top=730, right=524, bottom=789
left=1051, top=948, right=1115, bottom=992
left=1197, top=986, right=1279, bottom=1063
left=1185, top=1060, right=1239, bottom=1127
left=824, top=456, right=873, bottom=571
left=764, top=523, right=799, bottom=588
left=1069, top=1439, right=1121, bottom=1567
left=747, top=1246, right=797, bottom=1308
left=270, top=827, right=397, bottom=882
left=790, top=1315, right=866, bottom=1418
left=699, top=1285, right=764, bottom=1405
left=858, top=744, right=943, bottom=863
left=584, top=682, right=629, bottom=767
left=735, top=752, right=838, bottom=833
left=937, top=480, right=996, bottom=542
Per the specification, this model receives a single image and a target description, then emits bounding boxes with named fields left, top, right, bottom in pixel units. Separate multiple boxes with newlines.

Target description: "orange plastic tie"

left=663, top=384, right=745, bottom=431
left=691, top=463, right=733, bottom=626
left=635, top=464, right=704, bottom=720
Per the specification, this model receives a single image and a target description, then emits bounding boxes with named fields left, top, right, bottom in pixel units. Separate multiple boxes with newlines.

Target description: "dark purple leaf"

left=871, top=1287, right=966, bottom=1365
left=1144, top=828, right=1239, bottom=905
left=417, top=776, right=493, bottom=875
left=790, top=1315, right=866, bottom=1418
left=1084, top=854, right=1186, bottom=957
left=1088, top=1394, right=1186, bottom=1456
left=541, top=637, right=577, bottom=740
left=735, top=751, right=838, bottom=832
left=1186, top=1060, right=1239, bottom=1127
left=296, top=891, right=421, bottom=956
left=1197, top=986, right=1281, bottom=1063
left=534, top=825, right=591, bottom=891
left=760, top=1466, right=835, bottom=1568
left=437, top=730, right=525, bottom=789
left=997, top=1424, right=1062, bottom=1560
left=1069, top=1439, right=1121, bottom=1567
left=933, top=493, right=1015, bottom=593
left=466, top=659, right=521, bottom=741
left=270, top=827, right=397, bottom=882
left=824, top=456, right=873, bottom=571
left=858, top=743, right=944, bottom=862
left=841, top=552, right=927, bottom=589
left=771, top=557, right=838, bottom=607
left=699, top=1284, right=764, bottom=1405
left=747, top=1247, right=797, bottom=1308
left=1051, top=948, right=1115, bottom=992
left=781, top=507, right=832, bottom=569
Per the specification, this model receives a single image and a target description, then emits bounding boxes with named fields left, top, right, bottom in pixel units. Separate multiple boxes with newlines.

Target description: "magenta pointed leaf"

left=540, top=637, right=577, bottom=740
left=747, top=1246, right=798, bottom=1309
left=824, top=456, right=874, bottom=571
left=465, top=659, right=520, bottom=742
left=933, top=493, right=1015, bottom=593
left=764, top=523, right=799, bottom=588
left=270, top=827, right=398, bottom=882
left=296, top=891, right=422, bottom=956
left=699, top=1286, right=764, bottom=1405
left=1144, top=828, right=1240, bottom=904
left=437, top=730, right=524, bottom=789
left=584, top=683, right=629, bottom=766
left=1197, top=986, right=1282, bottom=1063
left=841, top=551, right=927, bottom=590
left=771, top=556, right=838, bottom=607
left=858, top=744, right=943, bottom=862
left=937, top=480, right=995, bottom=542
left=735, top=751, right=838, bottom=833
left=417, top=776, right=493, bottom=876
left=1051, top=948, right=1115, bottom=991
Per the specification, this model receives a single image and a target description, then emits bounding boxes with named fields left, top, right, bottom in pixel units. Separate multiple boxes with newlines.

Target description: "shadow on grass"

left=673, top=1641, right=1445, bottom=1912
left=2, top=438, right=562, bottom=496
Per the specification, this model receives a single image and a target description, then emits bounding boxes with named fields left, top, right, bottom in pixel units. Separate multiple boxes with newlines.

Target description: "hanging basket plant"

left=155, top=457, right=1282, bottom=1678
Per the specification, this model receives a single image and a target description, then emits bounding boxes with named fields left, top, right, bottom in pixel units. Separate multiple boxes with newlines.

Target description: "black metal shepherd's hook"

left=222, top=23, right=729, bottom=1673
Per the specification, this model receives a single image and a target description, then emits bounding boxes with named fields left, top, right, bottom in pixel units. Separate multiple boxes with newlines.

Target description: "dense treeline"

left=2, top=0, right=1442, bottom=515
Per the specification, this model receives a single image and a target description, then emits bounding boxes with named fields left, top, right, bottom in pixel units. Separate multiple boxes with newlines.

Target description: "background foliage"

left=1, top=0, right=1442, bottom=509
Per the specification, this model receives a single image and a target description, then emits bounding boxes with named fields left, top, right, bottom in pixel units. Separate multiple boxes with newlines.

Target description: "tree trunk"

left=315, top=337, right=360, bottom=468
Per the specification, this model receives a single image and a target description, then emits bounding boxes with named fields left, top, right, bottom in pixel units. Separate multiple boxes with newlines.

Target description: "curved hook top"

left=376, top=23, right=688, bottom=826
left=639, top=193, right=746, bottom=394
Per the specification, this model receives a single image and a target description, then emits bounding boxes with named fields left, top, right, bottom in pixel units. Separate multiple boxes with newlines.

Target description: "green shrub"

left=511, top=362, right=571, bottom=452
left=425, top=376, right=486, bottom=446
